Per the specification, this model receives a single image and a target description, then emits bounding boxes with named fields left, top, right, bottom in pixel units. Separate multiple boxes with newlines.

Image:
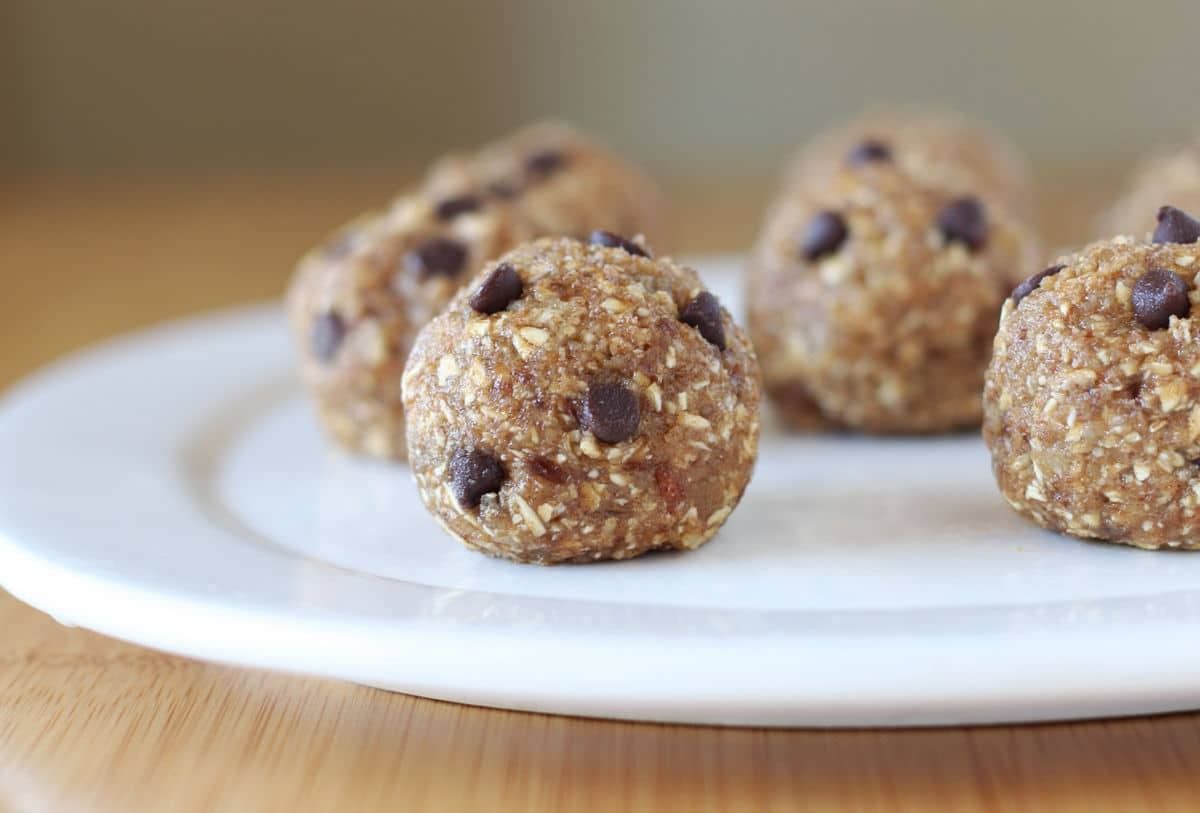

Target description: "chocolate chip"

left=580, top=382, right=640, bottom=444
left=469, top=263, right=523, bottom=314
left=680, top=291, right=726, bottom=350
left=449, top=448, right=505, bottom=508
left=525, top=150, right=567, bottom=179
left=589, top=229, right=649, bottom=258
left=405, top=237, right=468, bottom=280
left=488, top=180, right=520, bottom=199
left=801, top=211, right=848, bottom=261
left=311, top=311, right=345, bottom=363
left=1133, top=267, right=1191, bottom=329
left=434, top=195, right=482, bottom=221
left=938, top=196, right=988, bottom=252
left=847, top=139, right=892, bottom=165
left=1152, top=205, right=1200, bottom=245
left=1012, top=264, right=1066, bottom=305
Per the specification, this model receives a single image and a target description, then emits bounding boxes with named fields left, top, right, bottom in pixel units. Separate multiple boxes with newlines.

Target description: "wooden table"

left=5, top=170, right=1200, bottom=812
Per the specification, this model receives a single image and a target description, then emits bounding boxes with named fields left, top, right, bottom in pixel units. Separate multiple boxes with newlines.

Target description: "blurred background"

left=6, top=1, right=1200, bottom=176
left=3, top=0, right=1200, bottom=382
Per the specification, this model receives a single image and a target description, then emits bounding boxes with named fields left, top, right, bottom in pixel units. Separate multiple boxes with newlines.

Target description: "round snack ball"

left=1102, top=140, right=1200, bottom=238
left=984, top=220, right=1200, bottom=549
left=402, top=236, right=762, bottom=563
left=287, top=122, right=667, bottom=460
left=748, top=165, right=1039, bottom=433
left=786, top=109, right=1036, bottom=216
left=286, top=196, right=518, bottom=458
left=422, top=121, right=667, bottom=249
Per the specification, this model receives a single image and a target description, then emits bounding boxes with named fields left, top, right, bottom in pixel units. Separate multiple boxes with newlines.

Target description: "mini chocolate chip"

left=580, top=382, right=640, bottom=444
left=488, top=180, right=520, bottom=199
left=449, top=447, right=505, bottom=508
left=525, top=150, right=567, bottom=179
left=589, top=229, right=649, bottom=257
left=469, top=263, right=523, bottom=314
left=434, top=195, right=482, bottom=221
left=1012, top=264, right=1066, bottom=305
left=1152, top=205, right=1200, bottom=245
left=680, top=291, right=726, bottom=350
left=311, top=311, right=345, bottom=363
left=847, top=139, right=892, bottom=165
left=1133, top=267, right=1191, bottom=329
left=801, top=211, right=848, bottom=261
left=405, top=237, right=468, bottom=280
left=937, top=196, right=988, bottom=252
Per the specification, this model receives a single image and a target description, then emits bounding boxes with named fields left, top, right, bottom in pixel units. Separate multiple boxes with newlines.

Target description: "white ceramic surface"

left=2, top=258, right=1200, bottom=727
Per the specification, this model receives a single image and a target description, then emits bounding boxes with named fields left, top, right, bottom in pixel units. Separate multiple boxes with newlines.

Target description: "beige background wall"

left=4, top=1, right=1199, bottom=176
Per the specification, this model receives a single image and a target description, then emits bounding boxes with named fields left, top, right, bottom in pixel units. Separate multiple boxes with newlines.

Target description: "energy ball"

left=287, top=196, right=519, bottom=458
left=402, top=235, right=761, bottom=564
left=984, top=207, right=1200, bottom=549
left=286, top=122, right=665, bottom=459
left=748, top=164, right=1039, bottom=433
left=786, top=109, right=1035, bottom=216
left=422, top=121, right=667, bottom=246
left=1102, top=140, right=1200, bottom=238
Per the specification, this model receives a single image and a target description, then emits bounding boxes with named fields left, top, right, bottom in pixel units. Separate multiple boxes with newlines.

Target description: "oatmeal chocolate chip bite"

left=748, top=164, right=1039, bottom=433
left=984, top=207, right=1200, bottom=550
left=401, top=235, right=761, bottom=564
left=287, top=196, right=518, bottom=458
left=786, top=109, right=1036, bottom=216
left=287, top=122, right=666, bottom=460
left=422, top=121, right=667, bottom=246
left=1102, top=140, right=1200, bottom=238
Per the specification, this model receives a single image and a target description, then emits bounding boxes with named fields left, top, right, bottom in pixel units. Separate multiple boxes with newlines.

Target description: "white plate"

left=3, top=258, right=1200, bottom=728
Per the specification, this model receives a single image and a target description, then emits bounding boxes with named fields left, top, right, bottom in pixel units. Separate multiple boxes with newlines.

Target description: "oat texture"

left=748, top=164, right=1039, bottom=433
left=402, top=237, right=762, bottom=564
left=984, top=236, right=1200, bottom=549
left=786, top=109, right=1036, bottom=216
left=422, top=122, right=666, bottom=243
left=286, top=123, right=666, bottom=459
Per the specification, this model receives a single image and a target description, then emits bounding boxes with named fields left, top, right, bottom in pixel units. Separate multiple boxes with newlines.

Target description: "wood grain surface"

left=6, top=168, right=1200, bottom=812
